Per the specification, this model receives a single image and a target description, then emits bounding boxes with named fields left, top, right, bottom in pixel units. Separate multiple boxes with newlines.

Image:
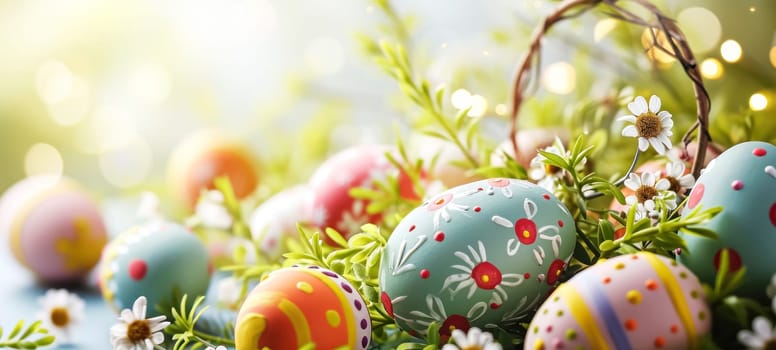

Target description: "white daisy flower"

left=661, top=161, right=695, bottom=195
left=441, top=327, right=503, bottom=350
left=529, top=143, right=584, bottom=191
left=624, top=172, right=676, bottom=218
left=35, top=289, right=85, bottom=343
left=619, top=95, right=674, bottom=154
left=195, top=190, right=234, bottom=230
left=110, top=296, right=170, bottom=350
left=738, top=316, right=776, bottom=349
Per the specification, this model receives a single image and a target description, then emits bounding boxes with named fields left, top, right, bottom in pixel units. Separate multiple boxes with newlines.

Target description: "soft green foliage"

left=0, top=320, right=55, bottom=349
left=166, top=295, right=235, bottom=350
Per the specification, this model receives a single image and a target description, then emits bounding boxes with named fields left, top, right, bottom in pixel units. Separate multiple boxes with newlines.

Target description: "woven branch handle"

left=508, top=0, right=711, bottom=179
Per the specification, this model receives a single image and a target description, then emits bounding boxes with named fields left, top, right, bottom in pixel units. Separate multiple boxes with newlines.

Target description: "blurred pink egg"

left=0, top=176, right=108, bottom=284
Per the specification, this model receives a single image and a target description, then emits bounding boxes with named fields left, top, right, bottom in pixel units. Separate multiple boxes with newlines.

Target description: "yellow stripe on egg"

left=642, top=253, right=697, bottom=349
left=556, top=284, right=611, bottom=350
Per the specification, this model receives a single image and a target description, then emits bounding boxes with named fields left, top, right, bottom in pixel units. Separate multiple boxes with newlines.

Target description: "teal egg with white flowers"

left=379, top=178, right=577, bottom=339
left=98, top=221, right=211, bottom=316
left=678, top=141, right=776, bottom=298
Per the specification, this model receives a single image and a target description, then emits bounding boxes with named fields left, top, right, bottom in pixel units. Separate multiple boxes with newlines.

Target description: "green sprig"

left=0, top=320, right=55, bottom=349
left=166, top=295, right=235, bottom=350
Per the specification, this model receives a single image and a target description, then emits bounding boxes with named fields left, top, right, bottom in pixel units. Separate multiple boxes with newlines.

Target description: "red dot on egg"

left=474, top=206, right=481, bottom=212
left=753, top=148, right=767, bottom=157
left=420, top=269, right=430, bottom=279
left=603, top=276, right=611, bottom=284
left=128, top=259, right=147, bottom=281
left=557, top=220, right=564, bottom=227
left=409, top=224, right=416, bottom=232
left=687, top=183, right=704, bottom=209
left=731, top=180, right=744, bottom=191
left=524, top=272, right=531, bottom=279
left=770, top=203, right=776, bottom=227
left=490, top=303, right=500, bottom=309
left=543, top=193, right=551, bottom=200
left=654, top=336, right=666, bottom=348
left=670, top=325, right=679, bottom=333
left=624, top=319, right=638, bottom=331
left=713, top=248, right=743, bottom=272
left=645, top=279, right=659, bottom=291
left=434, top=231, right=445, bottom=242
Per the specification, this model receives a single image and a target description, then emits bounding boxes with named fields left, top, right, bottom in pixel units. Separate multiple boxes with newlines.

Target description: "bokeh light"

left=305, top=37, right=345, bottom=76
left=770, top=46, right=776, bottom=69
left=24, top=143, right=63, bottom=178
left=451, top=89, right=472, bottom=109
left=494, top=103, right=508, bottom=116
left=128, top=63, right=171, bottom=103
left=467, top=95, right=488, bottom=117
left=36, top=60, right=73, bottom=105
left=677, top=7, right=722, bottom=54
left=541, top=62, right=576, bottom=95
left=641, top=29, right=675, bottom=66
left=593, top=19, right=617, bottom=42
left=720, top=40, right=742, bottom=63
left=749, top=93, right=768, bottom=111
left=700, top=58, right=724, bottom=80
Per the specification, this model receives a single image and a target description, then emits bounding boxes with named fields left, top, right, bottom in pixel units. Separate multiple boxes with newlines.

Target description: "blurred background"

left=1, top=0, right=774, bottom=208
left=0, top=0, right=774, bottom=347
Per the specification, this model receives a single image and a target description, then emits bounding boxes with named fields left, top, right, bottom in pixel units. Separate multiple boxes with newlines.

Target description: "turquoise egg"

left=98, top=221, right=211, bottom=316
left=678, top=141, right=776, bottom=297
left=379, top=178, right=577, bottom=339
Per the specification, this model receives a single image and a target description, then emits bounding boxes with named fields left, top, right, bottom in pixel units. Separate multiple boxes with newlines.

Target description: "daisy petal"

left=132, top=296, right=147, bottom=320
left=441, top=345, right=459, bottom=350
left=649, top=137, right=666, bottom=154
left=658, top=110, right=673, bottom=120
left=621, top=125, right=638, bottom=137
left=739, top=331, right=765, bottom=348
left=617, top=115, right=637, bottom=123
left=658, top=134, right=673, bottom=150
left=655, top=178, right=671, bottom=191
left=638, top=137, right=649, bottom=152
left=151, top=331, right=165, bottom=345
left=649, top=95, right=661, bottom=113
left=120, top=309, right=135, bottom=323
left=661, top=118, right=674, bottom=129
left=753, top=316, right=773, bottom=339
left=624, top=173, right=640, bottom=190
left=642, top=172, right=656, bottom=187
left=628, top=96, right=648, bottom=115
left=679, top=175, right=695, bottom=188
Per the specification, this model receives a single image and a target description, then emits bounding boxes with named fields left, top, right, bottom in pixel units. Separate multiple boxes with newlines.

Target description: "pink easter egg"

left=0, top=176, right=108, bottom=283
left=524, top=252, right=710, bottom=350
left=250, top=185, right=310, bottom=258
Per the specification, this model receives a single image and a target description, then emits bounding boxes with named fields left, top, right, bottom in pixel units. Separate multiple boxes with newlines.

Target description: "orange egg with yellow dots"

left=235, top=266, right=371, bottom=350
left=167, top=130, right=259, bottom=209
left=0, top=175, right=108, bottom=284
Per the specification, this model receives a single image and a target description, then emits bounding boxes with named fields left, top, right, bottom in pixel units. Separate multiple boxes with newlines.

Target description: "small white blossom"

left=619, top=95, right=674, bottom=154
left=110, top=296, right=170, bottom=350
left=624, top=172, right=676, bottom=218
left=738, top=317, right=776, bottom=349
left=216, top=276, right=243, bottom=311
left=195, top=190, right=234, bottom=230
left=206, top=346, right=227, bottom=350
left=441, top=327, right=502, bottom=350
left=36, top=289, right=85, bottom=343
left=661, top=161, right=695, bottom=195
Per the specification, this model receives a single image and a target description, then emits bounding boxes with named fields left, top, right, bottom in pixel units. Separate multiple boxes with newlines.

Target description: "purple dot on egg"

left=361, top=336, right=369, bottom=347
left=341, top=282, right=353, bottom=293
left=732, top=180, right=744, bottom=191
left=308, top=265, right=319, bottom=269
left=323, top=270, right=338, bottom=278
left=354, top=299, right=362, bottom=310
left=360, top=319, right=368, bottom=329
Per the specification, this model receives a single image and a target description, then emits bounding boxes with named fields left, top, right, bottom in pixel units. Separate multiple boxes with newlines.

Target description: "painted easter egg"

left=525, top=252, right=711, bottom=350
left=306, top=144, right=410, bottom=244
left=678, top=141, right=776, bottom=297
left=0, top=175, right=107, bottom=283
left=249, top=185, right=310, bottom=259
left=98, top=221, right=211, bottom=315
left=379, top=178, right=576, bottom=338
left=235, top=266, right=371, bottom=350
left=167, top=130, right=259, bottom=209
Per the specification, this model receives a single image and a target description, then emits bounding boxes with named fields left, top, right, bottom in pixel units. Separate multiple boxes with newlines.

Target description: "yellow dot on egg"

left=615, top=262, right=625, bottom=270
left=626, top=290, right=642, bottom=304
left=326, top=310, right=341, bottom=327
left=533, top=338, right=545, bottom=350
left=296, top=281, right=313, bottom=294
left=523, top=230, right=531, bottom=238
left=482, top=275, right=490, bottom=283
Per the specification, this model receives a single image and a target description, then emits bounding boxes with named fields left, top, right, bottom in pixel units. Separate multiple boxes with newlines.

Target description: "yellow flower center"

left=50, top=307, right=70, bottom=327
left=635, top=112, right=662, bottom=138
left=127, top=320, right=151, bottom=342
left=636, top=185, right=658, bottom=203
left=543, top=163, right=561, bottom=175
left=765, top=339, right=776, bottom=350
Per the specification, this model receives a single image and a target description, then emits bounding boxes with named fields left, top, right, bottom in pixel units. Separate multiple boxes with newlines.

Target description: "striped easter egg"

left=524, top=252, right=710, bottom=350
